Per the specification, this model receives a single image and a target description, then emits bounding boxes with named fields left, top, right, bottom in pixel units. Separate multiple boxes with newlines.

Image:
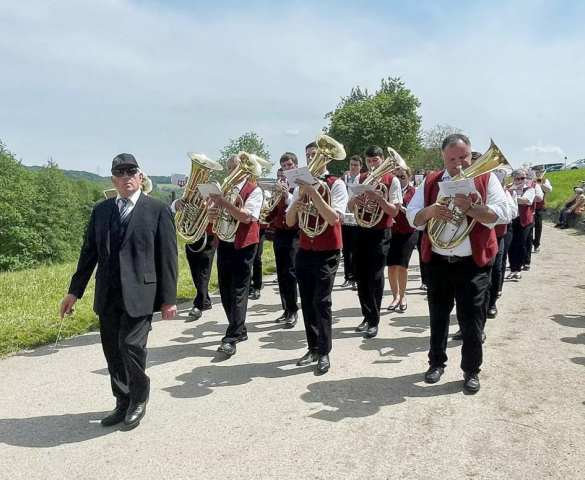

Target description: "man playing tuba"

left=406, top=134, right=512, bottom=393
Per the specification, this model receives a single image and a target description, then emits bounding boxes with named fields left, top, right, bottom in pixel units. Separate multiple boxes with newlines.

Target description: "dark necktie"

left=118, top=197, right=131, bottom=225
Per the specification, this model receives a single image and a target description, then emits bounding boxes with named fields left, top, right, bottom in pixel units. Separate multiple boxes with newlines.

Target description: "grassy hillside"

left=543, top=170, right=585, bottom=209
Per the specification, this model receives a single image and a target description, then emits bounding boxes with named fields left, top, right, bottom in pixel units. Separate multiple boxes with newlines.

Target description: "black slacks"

left=355, top=227, right=392, bottom=327
left=426, top=254, right=492, bottom=374
left=488, top=236, right=505, bottom=310
left=296, top=248, right=340, bottom=355
left=217, top=241, right=257, bottom=344
left=533, top=208, right=544, bottom=248
left=509, top=218, right=531, bottom=272
left=185, top=235, right=216, bottom=310
left=251, top=229, right=266, bottom=290
left=100, top=297, right=152, bottom=405
left=524, top=224, right=534, bottom=266
left=341, top=224, right=358, bottom=281
left=273, top=228, right=299, bottom=313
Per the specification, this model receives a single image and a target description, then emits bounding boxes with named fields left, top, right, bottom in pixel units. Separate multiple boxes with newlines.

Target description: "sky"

left=1, top=0, right=584, bottom=178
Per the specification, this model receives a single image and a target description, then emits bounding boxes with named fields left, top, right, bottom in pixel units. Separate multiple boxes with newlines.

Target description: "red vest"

left=214, top=181, right=260, bottom=249
left=494, top=223, right=508, bottom=238
left=299, top=176, right=343, bottom=251
left=508, top=185, right=534, bottom=228
left=392, top=185, right=416, bottom=235
left=421, top=171, right=498, bottom=267
left=357, top=172, right=396, bottom=229
left=267, top=193, right=297, bottom=230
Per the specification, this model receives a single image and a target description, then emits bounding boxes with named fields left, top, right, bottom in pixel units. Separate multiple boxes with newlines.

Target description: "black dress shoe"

left=424, top=367, right=444, bottom=384
left=296, top=351, right=318, bottom=366
left=236, top=334, right=248, bottom=343
left=250, top=289, right=261, bottom=300
left=101, top=402, right=129, bottom=427
left=522, top=265, right=531, bottom=271
left=186, top=307, right=202, bottom=322
left=284, top=311, right=298, bottom=328
left=217, top=342, right=236, bottom=355
left=317, top=354, right=330, bottom=373
left=386, top=303, right=398, bottom=311
left=487, top=305, right=497, bottom=319
left=482, top=331, right=486, bottom=344
left=452, top=329, right=462, bottom=340
left=399, top=302, right=408, bottom=312
left=365, top=325, right=378, bottom=338
left=124, top=399, right=148, bottom=427
left=497, top=291, right=502, bottom=299
left=463, top=372, right=481, bottom=392
left=534, top=247, right=540, bottom=253
left=351, top=282, right=358, bottom=291
left=275, top=311, right=288, bottom=323
left=355, top=320, right=369, bottom=332
left=341, top=279, right=352, bottom=288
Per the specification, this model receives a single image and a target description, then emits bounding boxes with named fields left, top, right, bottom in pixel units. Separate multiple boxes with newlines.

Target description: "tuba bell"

left=298, top=134, right=346, bottom=238
left=354, top=147, right=407, bottom=228
left=427, top=139, right=512, bottom=249
left=212, top=152, right=262, bottom=241
left=175, top=152, right=223, bottom=244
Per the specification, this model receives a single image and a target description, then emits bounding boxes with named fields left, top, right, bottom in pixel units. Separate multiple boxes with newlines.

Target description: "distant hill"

left=24, top=166, right=171, bottom=186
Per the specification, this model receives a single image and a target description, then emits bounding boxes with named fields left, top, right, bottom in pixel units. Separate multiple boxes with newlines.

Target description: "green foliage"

left=409, top=124, right=464, bottom=173
left=324, top=77, right=422, bottom=176
left=214, top=132, right=271, bottom=183
left=543, top=170, right=585, bottom=210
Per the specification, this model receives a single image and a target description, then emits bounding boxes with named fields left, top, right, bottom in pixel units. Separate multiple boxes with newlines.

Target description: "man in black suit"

left=60, top=153, right=178, bottom=428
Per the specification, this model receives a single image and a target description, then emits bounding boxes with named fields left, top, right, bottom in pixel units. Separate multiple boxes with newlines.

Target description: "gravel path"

left=1, top=224, right=584, bottom=480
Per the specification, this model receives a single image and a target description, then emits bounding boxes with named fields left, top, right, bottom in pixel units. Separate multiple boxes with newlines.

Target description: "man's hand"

left=207, top=205, right=220, bottom=221
left=175, top=199, right=186, bottom=211
left=278, top=182, right=289, bottom=195
left=354, top=194, right=369, bottom=208
left=453, top=194, right=473, bottom=214
left=60, top=294, right=77, bottom=319
left=295, top=179, right=319, bottom=199
left=161, top=304, right=177, bottom=320
left=426, top=202, right=453, bottom=221
left=291, top=199, right=308, bottom=214
left=364, top=190, right=385, bottom=205
left=209, top=194, right=228, bottom=208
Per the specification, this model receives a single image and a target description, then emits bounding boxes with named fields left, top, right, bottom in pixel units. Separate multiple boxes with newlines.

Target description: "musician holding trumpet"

left=407, top=134, right=512, bottom=393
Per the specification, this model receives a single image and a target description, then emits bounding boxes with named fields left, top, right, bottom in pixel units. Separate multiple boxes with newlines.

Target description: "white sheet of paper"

left=197, top=183, right=222, bottom=198
left=283, top=167, right=318, bottom=186
left=347, top=183, right=376, bottom=195
left=171, top=173, right=188, bottom=186
left=438, top=179, right=475, bottom=197
left=414, top=174, right=423, bottom=183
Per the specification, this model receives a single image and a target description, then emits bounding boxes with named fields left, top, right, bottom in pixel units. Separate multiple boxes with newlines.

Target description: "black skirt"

left=386, top=231, right=418, bottom=268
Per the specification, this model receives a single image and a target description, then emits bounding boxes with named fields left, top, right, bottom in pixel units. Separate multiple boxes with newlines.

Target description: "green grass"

left=0, top=243, right=276, bottom=358
left=541, top=170, right=585, bottom=210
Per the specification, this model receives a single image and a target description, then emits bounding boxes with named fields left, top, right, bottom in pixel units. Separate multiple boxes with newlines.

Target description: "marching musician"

left=286, top=141, right=348, bottom=373
left=208, top=154, right=263, bottom=356
left=523, top=173, right=544, bottom=270
left=530, top=166, right=552, bottom=253
left=407, top=134, right=511, bottom=393
left=347, top=146, right=402, bottom=338
left=340, top=155, right=362, bottom=290
left=264, top=153, right=301, bottom=327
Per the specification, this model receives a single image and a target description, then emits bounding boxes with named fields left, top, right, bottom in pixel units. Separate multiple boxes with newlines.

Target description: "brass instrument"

left=259, top=180, right=287, bottom=224
left=175, top=152, right=223, bottom=244
left=298, top=134, right=346, bottom=238
left=354, top=147, right=407, bottom=228
left=568, top=194, right=585, bottom=214
left=212, top=151, right=262, bottom=241
left=249, top=154, right=272, bottom=183
left=427, top=139, right=512, bottom=249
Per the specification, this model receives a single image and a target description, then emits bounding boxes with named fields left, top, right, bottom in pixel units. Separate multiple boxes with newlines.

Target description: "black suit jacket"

left=68, top=193, right=178, bottom=317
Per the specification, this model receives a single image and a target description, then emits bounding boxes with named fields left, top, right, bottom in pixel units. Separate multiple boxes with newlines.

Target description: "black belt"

left=432, top=252, right=471, bottom=263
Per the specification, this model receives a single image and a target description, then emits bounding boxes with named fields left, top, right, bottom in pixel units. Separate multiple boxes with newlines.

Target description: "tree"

left=409, top=124, right=464, bottom=172
left=214, top=132, right=271, bottom=183
left=323, top=77, right=422, bottom=176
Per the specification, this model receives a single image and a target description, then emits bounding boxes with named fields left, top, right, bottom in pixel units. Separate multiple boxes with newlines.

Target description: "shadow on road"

left=18, top=332, right=102, bottom=358
left=0, top=411, right=114, bottom=448
left=550, top=314, right=585, bottom=329
left=301, top=374, right=462, bottom=422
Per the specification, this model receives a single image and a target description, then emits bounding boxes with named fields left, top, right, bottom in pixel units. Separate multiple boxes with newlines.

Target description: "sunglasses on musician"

left=514, top=177, right=526, bottom=181
left=113, top=167, right=140, bottom=177
left=396, top=175, right=407, bottom=179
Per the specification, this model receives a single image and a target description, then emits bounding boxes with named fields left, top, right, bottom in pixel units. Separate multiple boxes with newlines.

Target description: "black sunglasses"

left=514, top=177, right=526, bottom=181
left=396, top=175, right=407, bottom=179
left=113, top=167, right=140, bottom=177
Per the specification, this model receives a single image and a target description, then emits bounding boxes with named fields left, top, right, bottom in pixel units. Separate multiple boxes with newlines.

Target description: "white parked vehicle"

left=561, top=159, right=585, bottom=170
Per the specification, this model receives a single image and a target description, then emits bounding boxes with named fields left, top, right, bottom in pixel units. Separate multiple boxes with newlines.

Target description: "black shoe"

left=399, top=302, right=408, bottom=312
left=522, top=265, right=530, bottom=271
left=217, top=342, right=236, bottom=355
left=236, top=334, right=248, bottom=343
left=249, top=289, right=261, bottom=300
left=124, top=399, right=148, bottom=427
left=452, top=329, right=462, bottom=340
left=296, top=351, right=318, bottom=366
left=101, top=402, right=129, bottom=427
left=497, top=291, right=502, bottom=299
left=560, top=224, right=569, bottom=229
left=554, top=223, right=562, bottom=228
left=463, top=372, right=481, bottom=393
left=386, top=303, right=398, bottom=311
left=534, top=247, right=540, bottom=253
left=365, top=325, right=378, bottom=338
left=284, top=311, right=298, bottom=328
left=186, top=306, right=202, bottom=321
left=487, top=305, right=497, bottom=319
left=317, top=354, right=330, bottom=373
left=275, top=311, right=288, bottom=323
left=351, top=282, right=358, bottom=291
left=424, top=367, right=444, bottom=384
left=482, top=331, right=486, bottom=344
left=341, top=279, right=352, bottom=288
left=355, top=320, right=369, bottom=332
left=419, top=284, right=427, bottom=291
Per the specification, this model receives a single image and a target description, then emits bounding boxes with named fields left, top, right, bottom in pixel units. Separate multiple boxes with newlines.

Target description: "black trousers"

left=100, top=295, right=152, bottom=405
left=426, top=254, right=492, bottom=374
left=341, top=224, right=358, bottom=281
left=273, top=228, right=299, bottom=313
left=500, top=228, right=513, bottom=291
left=417, top=232, right=428, bottom=286
left=488, top=236, right=505, bottom=310
left=533, top=208, right=544, bottom=248
left=355, top=227, right=392, bottom=327
left=524, top=224, right=534, bottom=266
left=185, top=235, right=216, bottom=310
left=251, top=230, right=266, bottom=290
left=217, top=241, right=257, bottom=344
left=509, top=218, right=531, bottom=272
left=296, top=248, right=340, bottom=355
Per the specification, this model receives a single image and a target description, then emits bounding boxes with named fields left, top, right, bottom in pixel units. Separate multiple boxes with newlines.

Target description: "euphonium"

left=354, top=147, right=407, bottom=228
left=175, top=152, right=223, bottom=244
left=258, top=180, right=286, bottom=224
left=212, top=151, right=262, bottom=241
left=427, top=139, right=512, bottom=249
left=298, top=134, right=346, bottom=238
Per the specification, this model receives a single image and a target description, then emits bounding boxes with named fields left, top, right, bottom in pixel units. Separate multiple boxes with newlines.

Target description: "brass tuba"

left=175, top=152, right=223, bottom=244
left=298, top=134, right=346, bottom=238
left=212, top=152, right=262, bottom=241
left=427, top=139, right=512, bottom=249
left=354, top=147, right=407, bottom=228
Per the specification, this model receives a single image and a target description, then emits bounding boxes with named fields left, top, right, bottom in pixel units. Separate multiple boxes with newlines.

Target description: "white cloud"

left=524, top=143, right=564, bottom=155
left=284, top=130, right=301, bottom=137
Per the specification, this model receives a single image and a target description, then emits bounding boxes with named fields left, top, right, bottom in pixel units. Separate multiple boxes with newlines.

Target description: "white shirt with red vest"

left=216, top=179, right=263, bottom=243
left=287, top=176, right=349, bottom=217
left=406, top=171, right=511, bottom=258
left=348, top=173, right=403, bottom=222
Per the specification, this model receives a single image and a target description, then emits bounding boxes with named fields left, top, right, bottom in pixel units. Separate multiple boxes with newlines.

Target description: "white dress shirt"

left=505, top=189, right=519, bottom=220
left=406, top=171, right=512, bottom=257
left=286, top=177, right=349, bottom=216
left=349, top=174, right=404, bottom=205
left=216, top=179, right=263, bottom=243
left=116, top=188, right=143, bottom=217
left=540, top=178, right=553, bottom=194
